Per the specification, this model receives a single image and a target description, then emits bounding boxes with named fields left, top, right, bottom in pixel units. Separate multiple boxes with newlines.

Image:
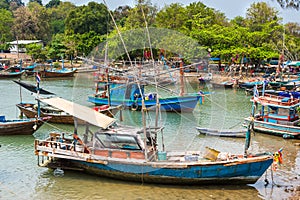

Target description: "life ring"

left=131, top=102, right=139, bottom=111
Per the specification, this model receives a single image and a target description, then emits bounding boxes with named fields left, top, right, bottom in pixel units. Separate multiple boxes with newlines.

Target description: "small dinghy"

left=196, top=127, right=247, bottom=138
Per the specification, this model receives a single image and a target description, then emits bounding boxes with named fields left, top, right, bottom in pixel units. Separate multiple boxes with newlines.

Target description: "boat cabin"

left=95, top=82, right=156, bottom=101
left=88, top=126, right=159, bottom=161
left=262, top=105, right=299, bottom=125
left=254, top=94, right=300, bottom=126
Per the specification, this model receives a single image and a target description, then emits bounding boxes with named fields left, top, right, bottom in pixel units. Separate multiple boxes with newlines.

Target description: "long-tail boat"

left=34, top=96, right=274, bottom=185
left=14, top=80, right=122, bottom=124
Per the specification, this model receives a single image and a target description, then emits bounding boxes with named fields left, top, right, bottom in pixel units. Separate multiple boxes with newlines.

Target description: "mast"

left=179, top=59, right=185, bottom=96
left=36, top=72, right=41, bottom=118
left=104, top=39, right=111, bottom=107
left=245, top=84, right=259, bottom=156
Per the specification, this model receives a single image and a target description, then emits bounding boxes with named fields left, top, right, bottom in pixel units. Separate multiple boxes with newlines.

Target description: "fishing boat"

left=17, top=103, right=122, bottom=124
left=196, top=127, right=246, bottom=138
left=40, top=68, right=77, bottom=78
left=88, top=81, right=201, bottom=112
left=14, top=80, right=122, bottom=124
left=210, top=81, right=233, bottom=89
left=0, top=115, right=45, bottom=135
left=245, top=87, right=300, bottom=139
left=239, top=81, right=264, bottom=89
left=198, top=73, right=212, bottom=84
left=34, top=96, right=274, bottom=185
left=89, top=65, right=201, bottom=112
left=0, top=68, right=25, bottom=79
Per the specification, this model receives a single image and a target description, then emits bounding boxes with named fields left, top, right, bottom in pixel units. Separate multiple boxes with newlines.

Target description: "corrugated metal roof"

left=39, top=97, right=116, bottom=129
left=8, top=40, right=42, bottom=45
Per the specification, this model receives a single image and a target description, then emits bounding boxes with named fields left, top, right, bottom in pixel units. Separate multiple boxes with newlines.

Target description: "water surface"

left=0, top=73, right=299, bottom=200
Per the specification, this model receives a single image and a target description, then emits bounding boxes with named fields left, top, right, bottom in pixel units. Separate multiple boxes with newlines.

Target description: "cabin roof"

left=251, top=95, right=300, bottom=108
left=39, top=97, right=116, bottom=129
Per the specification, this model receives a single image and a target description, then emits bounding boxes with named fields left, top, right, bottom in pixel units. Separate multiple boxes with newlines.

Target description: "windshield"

left=95, top=132, right=143, bottom=150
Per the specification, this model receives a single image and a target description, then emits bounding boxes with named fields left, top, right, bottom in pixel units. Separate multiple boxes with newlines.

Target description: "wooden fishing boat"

left=16, top=103, right=122, bottom=124
left=245, top=92, right=300, bottom=139
left=40, top=68, right=77, bottom=78
left=0, top=70, right=24, bottom=79
left=0, top=115, right=45, bottom=135
left=13, top=80, right=122, bottom=124
left=34, top=97, right=274, bottom=185
left=196, top=127, right=246, bottom=138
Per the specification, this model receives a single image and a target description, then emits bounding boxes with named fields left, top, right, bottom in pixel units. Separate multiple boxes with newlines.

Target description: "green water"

left=0, top=73, right=299, bottom=200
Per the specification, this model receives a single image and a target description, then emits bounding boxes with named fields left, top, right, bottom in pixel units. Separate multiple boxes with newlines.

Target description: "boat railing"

left=256, top=93, right=300, bottom=106
left=34, top=136, right=85, bottom=154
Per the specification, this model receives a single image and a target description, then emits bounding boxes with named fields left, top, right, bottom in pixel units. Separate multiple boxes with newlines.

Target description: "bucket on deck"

left=157, top=151, right=167, bottom=160
left=203, top=147, right=220, bottom=161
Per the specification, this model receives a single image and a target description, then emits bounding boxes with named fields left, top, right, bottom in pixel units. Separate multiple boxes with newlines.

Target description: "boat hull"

left=88, top=95, right=200, bottom=112
left=17, top=103, right=120, bottom=124
left=196, top=127, right=246, bottom=138
left=211, top=82, right=233, bottom=89
left=0, top=119, right=43, bottom=135
left=45, top=156, right=273, bottom=185
left=245, top=118, right=300, bottom=139
left=0, top=71, right=24, bottom=79
left=40, top=69, right=77, bottom=78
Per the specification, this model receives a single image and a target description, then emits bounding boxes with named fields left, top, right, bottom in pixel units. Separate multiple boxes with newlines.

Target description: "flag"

left=36, top=73, right=41, bottom=83
left=253, top=85, right=259, bottom=101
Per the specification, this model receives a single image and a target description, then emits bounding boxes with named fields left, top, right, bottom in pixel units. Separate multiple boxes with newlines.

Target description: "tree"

left=113, top=5, right=131, bottom=27
left=0, top=0, right=9, bottom=10
left=45, top=0, right=60, bottom=8
left=124, top=0, right=158, bottom=29
left=29, top=0, right=42, bottom=6
left=246, top=2, right=281, bottom=31
left=48, top=1, right=76, bottom=35
left=12, top=6, right=36, bottom=39
left=275, top=0, right=299, bottom=10
left=12, top=2, right=50, bottom=42
left=9, top=0, right=24, bottom=11
left=0, top=8, right=13, bottom=44
left=65, top=2, right=110, bottom=35
left=47, top=33, right=66, bottom=60
left=28, top=2, right=51, bottom=42
left=26, top=43, right=47, bottom=62
left=230, top=16, right=247, bottom=27
left=155, top=3, right=186, bottom=31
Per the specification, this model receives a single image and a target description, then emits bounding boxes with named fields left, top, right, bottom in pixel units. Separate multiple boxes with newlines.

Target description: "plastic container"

left=157, top=151, right=167, bottom=160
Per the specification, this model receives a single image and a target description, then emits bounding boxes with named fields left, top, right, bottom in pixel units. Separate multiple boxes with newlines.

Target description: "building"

left=7, top=40, right=43, bottom=53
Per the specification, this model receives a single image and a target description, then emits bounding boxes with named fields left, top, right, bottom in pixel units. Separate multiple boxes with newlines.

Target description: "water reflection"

left=0, top=73, right=299, bottom=199
left=33, top=170, right=261, bottom=200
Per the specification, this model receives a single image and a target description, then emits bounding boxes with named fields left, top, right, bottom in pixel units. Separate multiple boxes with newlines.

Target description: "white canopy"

left=39, top=97, right=116, bottom=129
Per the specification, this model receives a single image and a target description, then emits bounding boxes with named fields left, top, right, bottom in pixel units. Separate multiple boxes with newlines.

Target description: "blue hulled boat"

left=88, top=82, right=201, bottom=112
left=34, top=97, right=274, bottom=185
left=245, top=93, right=300, bottom=139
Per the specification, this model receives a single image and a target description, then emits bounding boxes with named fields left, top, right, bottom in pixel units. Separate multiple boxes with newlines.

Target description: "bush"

left=53, top=62, right=60, bottom=68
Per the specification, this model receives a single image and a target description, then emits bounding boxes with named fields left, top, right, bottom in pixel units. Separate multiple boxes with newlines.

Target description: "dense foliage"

left=0, top=0, right=299, bottom=64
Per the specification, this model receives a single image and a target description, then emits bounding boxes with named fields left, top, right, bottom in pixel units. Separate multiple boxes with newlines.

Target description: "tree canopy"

left=0, top=0, right=299, bottom=63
